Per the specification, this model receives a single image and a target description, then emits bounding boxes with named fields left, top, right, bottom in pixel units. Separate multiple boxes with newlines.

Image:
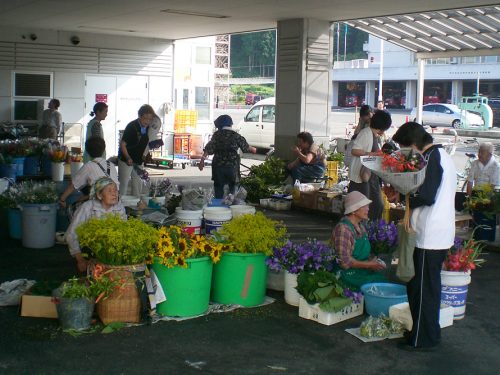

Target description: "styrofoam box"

left=389, top=302, right=454, bottom=330
left=298, top=297, right=364, bottom=326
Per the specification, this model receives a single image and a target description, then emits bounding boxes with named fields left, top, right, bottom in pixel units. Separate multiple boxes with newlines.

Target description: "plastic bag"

left=0, top=279, right=36, bottom=306
left=181, top=188, right=210, bottom=210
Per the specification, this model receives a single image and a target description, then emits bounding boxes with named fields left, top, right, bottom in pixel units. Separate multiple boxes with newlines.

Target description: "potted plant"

left=0, top=153, right=16, bottom=181
left=267, top=239, right=335, bottom=306
left=76, top=214, right=158, bottom=324
left=324, top=149, right=344, bottom=187
left=441, top=233, right=486, bottom=320
left=213, top=212, right=287, bottom=306
left=465, top=184, right=498, bottom=241
left=17, top=181, right=58, bottom=248
left=239, top=157, right=287, bottom=203
left=149, top=226, right=221, bottom=317
left=52, top=274, right=118, bottom=330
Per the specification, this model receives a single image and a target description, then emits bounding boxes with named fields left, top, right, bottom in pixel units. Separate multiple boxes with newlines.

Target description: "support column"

left=416, top=59, right=425, bottom=124
left=451, top=80, right=463, bottom=105
left=275, top=18, right=332, bottom=159
left=365, top=81, right=376, bottom=108
left=405, top=80, right=417, bottom=110
left=332, top=81, right=339, bottom=107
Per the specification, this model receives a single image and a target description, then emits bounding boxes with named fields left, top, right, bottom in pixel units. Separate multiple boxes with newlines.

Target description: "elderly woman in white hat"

left=331, top=191, right=387, bottom=291
left=66, top=177, right=126, bottom=272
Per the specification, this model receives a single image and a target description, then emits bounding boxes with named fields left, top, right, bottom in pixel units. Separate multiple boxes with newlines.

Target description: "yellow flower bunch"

left=150, top=225, right=223, bottom=268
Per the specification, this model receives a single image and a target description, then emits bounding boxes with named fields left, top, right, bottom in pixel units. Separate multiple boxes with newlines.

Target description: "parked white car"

left=410, top=103, right=483, bottom=128
left=235, top=97, right=275, bottom=149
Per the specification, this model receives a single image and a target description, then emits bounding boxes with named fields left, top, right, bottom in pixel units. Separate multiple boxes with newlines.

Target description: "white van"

left=235, top=97, right=275, bottom=149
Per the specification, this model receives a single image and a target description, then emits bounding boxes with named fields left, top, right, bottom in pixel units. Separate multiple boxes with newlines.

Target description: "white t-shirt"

left=348, top=127, right=373, bottom=183
left=467, top=157, right=500, bottom=187
left=72, top=157, right=119, bottom=191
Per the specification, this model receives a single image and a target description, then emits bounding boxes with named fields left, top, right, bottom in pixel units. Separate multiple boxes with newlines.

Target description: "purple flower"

left=267, top=239, right=335, bottom=274
left=366, top=219, right=398, bottom=255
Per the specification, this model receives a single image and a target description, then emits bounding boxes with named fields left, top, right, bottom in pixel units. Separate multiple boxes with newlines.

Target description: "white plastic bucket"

left=440, top=270, right=472, bottom=320
left=204, top=207, right=232, bottom=235
left=21, top=203, right=57, bottom=249
left=176, top=209, right=203, bottom=234
left=230, top=205, right=256, bottom=218
left=70, top=162, right=83, bottom=179
left=51, top=162, right=64, bottom=182
left=284, top=271, right=301, bottom=306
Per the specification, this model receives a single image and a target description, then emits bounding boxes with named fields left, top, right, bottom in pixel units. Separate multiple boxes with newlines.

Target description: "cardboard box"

left=293, top=191, right=318, bottom=210
left=20, top=294, right=58, bottom=318
left=316, top=191, right=341, bottom=212
left=331, top=196, right=344, bottom=214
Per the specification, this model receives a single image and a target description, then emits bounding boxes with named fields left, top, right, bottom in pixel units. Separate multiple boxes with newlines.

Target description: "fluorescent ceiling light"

left=389, top=40, right=417, bottom=52
left=355, top=26, right=387, bottom=41
left=448, top=35, right=476, bottom=49
left=402, top=38, right=431, bottom=51
left=467, top=16, right=498, bottom=32
left=371, top=25, right=401, bottom=39
left=432, top=36, right=460, bottom=50
left=78, top=26, right=136, bottom=32
left=432, top=19, right=463, bottom=34
left=417, top=37, right=446, bottom=51
left=386, top=23, right=416, bottom=38
left=464, top=34, right=493, bottom=48
left=416, top=20, right=447, bottom=35
left=483, top=33, right=500, bottom=44
left=486, top=14, right=500, bottom=24
left=448, top=17, right=480, bottom=33
left=401, top=22, right=431, bottom=37
left=160, top=9, right=228, bottom=18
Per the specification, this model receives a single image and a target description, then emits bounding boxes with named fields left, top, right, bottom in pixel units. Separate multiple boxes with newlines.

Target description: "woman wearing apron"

left=331, top=191, right=387, bottom=291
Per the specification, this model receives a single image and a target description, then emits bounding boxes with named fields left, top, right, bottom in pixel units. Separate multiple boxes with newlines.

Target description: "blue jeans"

left=212, top=165, right=238, bottom=198
left=289, top=163, right=325, bottom=183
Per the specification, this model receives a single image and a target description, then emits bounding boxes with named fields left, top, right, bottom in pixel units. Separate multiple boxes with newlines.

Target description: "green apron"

left=337, top=218, right=387, bottom=291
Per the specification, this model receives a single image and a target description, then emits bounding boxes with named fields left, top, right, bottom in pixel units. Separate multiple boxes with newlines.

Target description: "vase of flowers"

left=70, top=152, right=83, bottom=179
left=17, top=181, right=58, bottom=248
left=48, top=145, right=67, bottom=182
left=76, top=214, right=158, bottom=323
left=267, top=239, right=335, bottom=306
left=213, top=212, right=287, bottom=306
left=441, top=234, right=486, bottom=320
left=149, top=226, right=221, bottom=317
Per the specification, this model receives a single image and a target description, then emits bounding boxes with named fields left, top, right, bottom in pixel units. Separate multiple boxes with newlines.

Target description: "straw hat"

left=344, top=191, right=372, bottom=215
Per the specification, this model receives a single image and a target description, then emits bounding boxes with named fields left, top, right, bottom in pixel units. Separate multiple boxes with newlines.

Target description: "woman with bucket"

left=388, top=122, right=456, bottom=351
left=198, top=115, right=256, bottom=199
left=331, top=191, right=387, bottom=291
left=83, top=102, right=108, bottom=163
left=66, top=177, right=126, bottom=272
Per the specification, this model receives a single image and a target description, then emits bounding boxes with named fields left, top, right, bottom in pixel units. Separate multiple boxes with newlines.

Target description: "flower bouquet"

left=465, top=183, right=498, bottom=216
left=366, top=219, right=398, bottom=256
left=76, top=214, right=158, bottom=266
left=48, top=144, right=68, bottom=162
left=361, top=148, right=427, bottom=195
left=150, top=225, right=222, bottom=268
left=443, top=235, right=486, bottom=272
left=16, top=181, right=58, bottom=204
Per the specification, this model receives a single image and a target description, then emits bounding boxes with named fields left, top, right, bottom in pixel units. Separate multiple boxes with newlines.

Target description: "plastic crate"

left=298, top=297, right=364, bottom=326
left=174, top=110, right=197, bottom=133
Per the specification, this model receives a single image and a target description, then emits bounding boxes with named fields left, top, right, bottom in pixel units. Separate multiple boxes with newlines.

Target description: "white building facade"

left=332, top=35, right=500, bottom=110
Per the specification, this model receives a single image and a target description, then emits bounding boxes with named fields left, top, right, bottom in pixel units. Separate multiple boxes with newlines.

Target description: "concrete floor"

left=0, top=208, right=499, bottom=375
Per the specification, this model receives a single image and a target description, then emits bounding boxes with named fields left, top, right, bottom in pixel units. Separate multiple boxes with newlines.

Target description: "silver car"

left=410, top=103, right=484, bottom=128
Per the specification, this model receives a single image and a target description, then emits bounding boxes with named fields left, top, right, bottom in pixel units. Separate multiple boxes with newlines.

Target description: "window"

left=14, top=100, right=39, bottom=121
left=195, top=87, right=210, bottom=120
left=15, top=73, right=51, bottom=97
left=262, top=105, right=275, bottom=122
left=423, top=105, right=436, bottom=112
left=245, top=106, right=261, bottom=122
left=195, top=46, right=211, bottom=65
left=434, top=105, right=447, bottom=113
left=183, top=89, right=189, bottom=109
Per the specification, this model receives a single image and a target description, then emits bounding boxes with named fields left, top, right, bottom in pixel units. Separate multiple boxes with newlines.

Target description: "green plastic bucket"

left=211, top=252, right=267, bottom=307
left=152, top=256, right=213, bottom=317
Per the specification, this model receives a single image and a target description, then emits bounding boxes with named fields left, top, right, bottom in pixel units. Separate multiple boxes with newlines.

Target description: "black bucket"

left=53, top=289, right=95, bottom=330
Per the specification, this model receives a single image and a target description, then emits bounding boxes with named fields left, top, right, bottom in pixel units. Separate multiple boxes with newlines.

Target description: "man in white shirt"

left=466, top=142, right=500, bottom=195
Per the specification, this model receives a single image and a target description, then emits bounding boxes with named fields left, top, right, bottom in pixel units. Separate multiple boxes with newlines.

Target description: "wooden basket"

left=96, top=263, right=145, bottom=324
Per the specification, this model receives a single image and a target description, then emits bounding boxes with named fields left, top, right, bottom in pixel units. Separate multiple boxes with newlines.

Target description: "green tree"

left=231, top=30, right=276, bottom=78
left=333, top=23, right=368, bottom=61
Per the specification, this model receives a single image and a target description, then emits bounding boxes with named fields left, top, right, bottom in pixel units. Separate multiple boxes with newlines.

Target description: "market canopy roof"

left=344, top=5, right=500, bottom=58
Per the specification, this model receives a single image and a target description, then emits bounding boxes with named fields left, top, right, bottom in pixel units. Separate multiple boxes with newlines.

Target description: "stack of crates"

left=174, top=110, right=197, bottom=133
left=325, top=161, right=339, bottom=188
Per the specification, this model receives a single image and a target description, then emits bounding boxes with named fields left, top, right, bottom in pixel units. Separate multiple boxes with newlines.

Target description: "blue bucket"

left=0, top=164, right=16, bottom=181
left=361, top=282, right=408, bottom=316
left=41, top=155, right=52, bottom=176
left=13, top=157, right=25, bottom=176
left=208, top=198, right=228, bottom=207
left=8, top=208, right=22, bottom=240
left=24, top=156, right=40, bottom=175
